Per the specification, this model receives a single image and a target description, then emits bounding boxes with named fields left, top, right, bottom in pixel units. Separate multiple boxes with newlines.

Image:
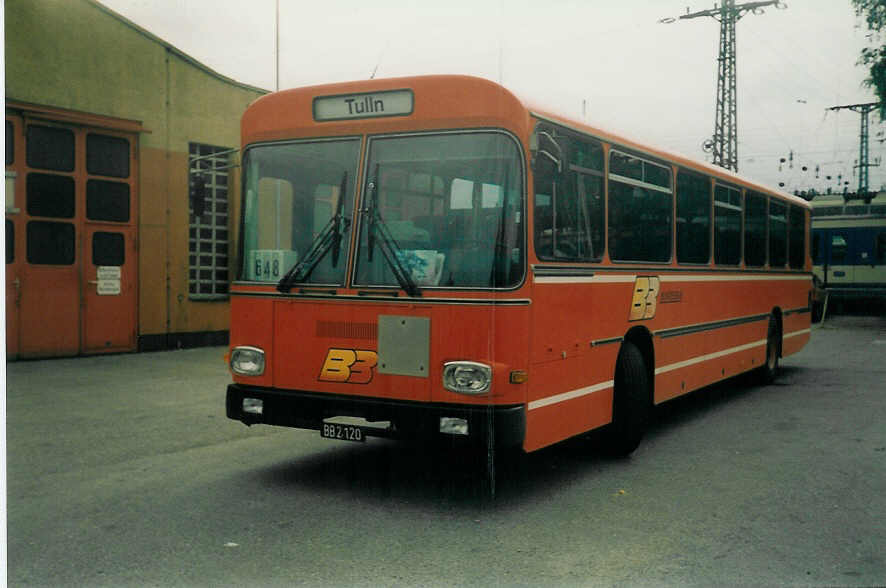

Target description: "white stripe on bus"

left=528, top=380, right=613, bottom=411
left=535, top=273, right=810, bottom=285
left=660, top=274, right=810, bottom=283
left=654, top=339, right=767, bottom=375
left=783, top=328, right=812, bottom=339
left=534, top=275, right=636, bottom=284
left=528, top=328, right=810, bottom=410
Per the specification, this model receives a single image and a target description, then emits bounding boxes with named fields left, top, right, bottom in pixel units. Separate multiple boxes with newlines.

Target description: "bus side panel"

left=529, top=281, right=635, bottom=365
left=525, top=280, right=629, bottom=452
left=653, top=330, right=710, bottom=404
left=523, top=348, right=617, bottom=453
left=781, top=278, right=812, bottom=358
left=782, top=310, right=811, bottom=358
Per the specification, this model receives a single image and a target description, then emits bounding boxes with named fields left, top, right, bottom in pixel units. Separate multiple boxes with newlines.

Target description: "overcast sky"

left=99, top=0, right=884, bottom=195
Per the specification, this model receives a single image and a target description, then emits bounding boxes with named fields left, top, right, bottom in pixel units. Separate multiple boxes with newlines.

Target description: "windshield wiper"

left=277, top=171, right=349, bottom=293
left=364, top=164, right=421, bottom=297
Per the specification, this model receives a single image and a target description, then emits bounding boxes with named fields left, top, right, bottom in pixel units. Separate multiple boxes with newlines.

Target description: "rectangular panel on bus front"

left=263, top=298, right=529, bottom=406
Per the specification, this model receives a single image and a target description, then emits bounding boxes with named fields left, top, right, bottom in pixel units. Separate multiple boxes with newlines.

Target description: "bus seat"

left=411, top=215, right=445, bottom=248
left=386, top=220, right=430, bottom=247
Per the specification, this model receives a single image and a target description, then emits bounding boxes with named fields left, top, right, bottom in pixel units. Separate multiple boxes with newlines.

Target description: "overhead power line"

left=827, top=102, right=882, bottom=195
left=661, top=0, right=787, bottom=173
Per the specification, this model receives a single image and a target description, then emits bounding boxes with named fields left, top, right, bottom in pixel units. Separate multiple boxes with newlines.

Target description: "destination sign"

left=313, top=89, right=414, bottom=121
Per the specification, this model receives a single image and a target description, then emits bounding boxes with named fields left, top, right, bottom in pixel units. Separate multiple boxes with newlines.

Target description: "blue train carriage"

left=810, top=192, right=886, bottom=313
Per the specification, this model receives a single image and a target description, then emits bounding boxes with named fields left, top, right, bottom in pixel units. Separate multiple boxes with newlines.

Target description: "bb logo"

left=629, top=276, right=661, bottom=321
left=318, top=349, right=378, bottom=384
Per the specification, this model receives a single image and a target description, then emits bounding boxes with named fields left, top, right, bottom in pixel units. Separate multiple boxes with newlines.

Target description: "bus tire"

left=606, top=342, right=650, bottom=457
left=811, top=301, right=823, bottom=323
left=758, top=315, right=780, bottom=384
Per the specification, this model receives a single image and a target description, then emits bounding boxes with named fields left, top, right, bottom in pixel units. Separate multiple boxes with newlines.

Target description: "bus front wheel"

left=605, top=341, right=651, bottom=456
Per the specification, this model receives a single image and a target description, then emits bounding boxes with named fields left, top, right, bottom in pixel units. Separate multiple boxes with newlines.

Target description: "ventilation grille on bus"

left=316, top=321, right=378, bottom=340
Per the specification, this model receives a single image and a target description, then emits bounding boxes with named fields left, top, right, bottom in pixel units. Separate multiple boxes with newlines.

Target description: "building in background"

left=5, top=0, right=267, bottom=358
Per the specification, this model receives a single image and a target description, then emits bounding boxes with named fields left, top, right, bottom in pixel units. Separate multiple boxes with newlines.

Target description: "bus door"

left=823, top=230, right=854, bottom=288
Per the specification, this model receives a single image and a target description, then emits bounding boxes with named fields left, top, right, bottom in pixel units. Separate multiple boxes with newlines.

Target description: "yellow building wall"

left=5, top=0, right=266, bottom=349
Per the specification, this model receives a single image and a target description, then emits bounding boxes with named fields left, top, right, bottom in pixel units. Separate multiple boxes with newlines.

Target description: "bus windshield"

left=240, top=138, right=361, bottom=285
left=354, top=131, right=524, bottom=290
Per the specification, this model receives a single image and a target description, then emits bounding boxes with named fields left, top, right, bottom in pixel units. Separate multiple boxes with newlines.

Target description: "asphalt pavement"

left=5, top=314, right=886, bottom=586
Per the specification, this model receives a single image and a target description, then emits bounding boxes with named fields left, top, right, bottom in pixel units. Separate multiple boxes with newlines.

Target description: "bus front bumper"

left=226, top=384, right=526, bottom=449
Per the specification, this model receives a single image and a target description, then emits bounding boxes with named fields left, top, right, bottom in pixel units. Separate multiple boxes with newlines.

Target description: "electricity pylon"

left=661, top=1, right=786, bottom=172
left=827, top=102, right=880, bottom=197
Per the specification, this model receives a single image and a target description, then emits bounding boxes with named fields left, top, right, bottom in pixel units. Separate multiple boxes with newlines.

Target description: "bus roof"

left=242, top=74, right=809, bottom=209
left=241, top=74, right=530, bottom=146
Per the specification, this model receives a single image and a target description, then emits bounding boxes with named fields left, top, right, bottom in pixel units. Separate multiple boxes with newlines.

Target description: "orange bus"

left=225, top=75, right=812, bottom=458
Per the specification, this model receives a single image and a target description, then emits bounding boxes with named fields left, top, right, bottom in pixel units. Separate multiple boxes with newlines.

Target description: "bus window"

left=240, top=138, right=361, bottom=284
left=255, top=178, right=293, bottom=249
left=788, top=204, right=806, bottom=269
left=812, top=232, right=822, bottom=264
left=354, top=131, right=523, bottom=289
left=533, top=126, right=603, bottom=262
left=608, top=150, right=672, bottom=263
left=876, top=233, right=886, bottom=264
left=450, top=178, right=473, bottom=210
left=769, top=200, right=788, bottom=267
left=714, top=185, right=741, bottom=265
left=744, top=191, right=767, bottom=267
left=676, top=170, right=711, bottom=264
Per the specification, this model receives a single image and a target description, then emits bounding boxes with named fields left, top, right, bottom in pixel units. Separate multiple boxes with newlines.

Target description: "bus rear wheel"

left=605, top=342, right=650, bottom=457
left=758, top=315, right=780, bottom=384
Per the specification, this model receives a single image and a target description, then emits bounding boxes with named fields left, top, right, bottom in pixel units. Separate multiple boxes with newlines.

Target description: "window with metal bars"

left=188, top=143, right=231, bottom=299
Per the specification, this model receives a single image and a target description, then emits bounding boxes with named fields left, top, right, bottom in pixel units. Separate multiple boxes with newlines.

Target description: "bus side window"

left=533, top=169, right=556, bottom=259
left=744, top=191, right=767, bottom=267
left=676, top=170, right=711, bottom=264
left=714, top=185, right=741, bottom=265
left=812, top=233, right=821, bottom=264
left=769, top=200, right=788, bottom=268
left=788, top=204, right=806, bottom=269
left=608, top=151, right=672, bottom=263
left=532, top=126, right=603, bottom=262
left=876, top=232, right=886, bottom=264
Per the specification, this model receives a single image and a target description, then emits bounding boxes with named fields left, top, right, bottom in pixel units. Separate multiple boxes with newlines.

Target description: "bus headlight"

left=442, top=361, right=492, bottom=395
left=230, top=346, right=265, bottom=376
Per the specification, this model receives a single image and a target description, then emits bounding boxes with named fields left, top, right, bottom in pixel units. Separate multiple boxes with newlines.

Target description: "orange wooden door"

left=6, top=117, right=23, bottom=359
left=10, top=119, right=81, bottom=356
left=82, top=225, right=137, bottom=352
left=80, top=130, right=138, bottom=354
left=5, top=114, right=138, bottom=358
